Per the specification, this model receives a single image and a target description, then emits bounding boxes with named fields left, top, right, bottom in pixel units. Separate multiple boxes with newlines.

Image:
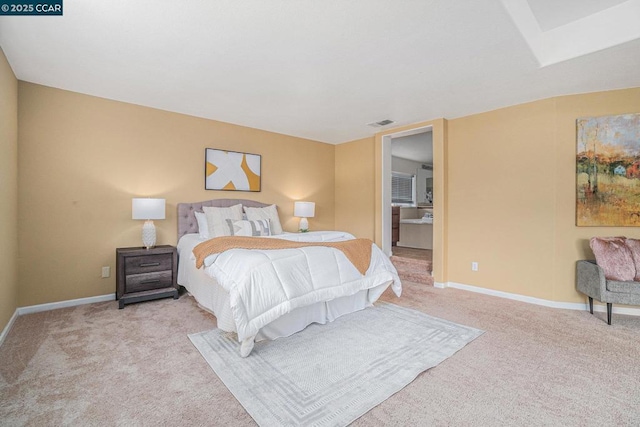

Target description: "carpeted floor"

left=1, top=282, right=640, bottom=425
left=391, top=247, right=432, bottom=262
left=390, top=256, right=433, bottom=285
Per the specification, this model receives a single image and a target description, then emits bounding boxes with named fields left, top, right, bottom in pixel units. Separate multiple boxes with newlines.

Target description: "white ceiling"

left=528, top=0, right=627, bottom=31
left=391, top=132, right=433, bottom=164
left=1, top=0, right=639, bottom=144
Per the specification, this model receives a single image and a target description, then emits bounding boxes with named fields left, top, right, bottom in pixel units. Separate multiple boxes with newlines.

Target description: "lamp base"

left=298, top=217, right=309, bottom=233
left=142, top=220, right=157, bottom=249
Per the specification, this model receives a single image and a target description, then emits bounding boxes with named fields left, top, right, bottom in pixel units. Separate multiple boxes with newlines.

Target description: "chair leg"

left=607, top=303, right=612, bottom=325
left=589, top=297, right=593, bottom=314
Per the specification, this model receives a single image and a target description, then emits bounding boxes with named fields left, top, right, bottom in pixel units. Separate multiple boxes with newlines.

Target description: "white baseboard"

left=0, top=309, right=20, bottom=348
left=17, top=294, right=115, bottom=316
left=434, top=282, right=446, bottom=289
left=439, top=281, right=640, bottom=316
left=0, top=294, right=116, bottom=348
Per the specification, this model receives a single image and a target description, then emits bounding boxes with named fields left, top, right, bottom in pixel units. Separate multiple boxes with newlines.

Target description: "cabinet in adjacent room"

left=392, top=206, right=400, bottom=246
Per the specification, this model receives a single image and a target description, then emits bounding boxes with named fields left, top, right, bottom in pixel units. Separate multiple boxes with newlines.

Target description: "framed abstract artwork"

left=576, top=113, right=640, bottom=226
left=205, top=148, right=261, bottom=192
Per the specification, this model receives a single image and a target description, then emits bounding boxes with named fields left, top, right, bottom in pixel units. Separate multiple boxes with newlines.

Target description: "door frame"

left=374, top=119, right=447, bottom=285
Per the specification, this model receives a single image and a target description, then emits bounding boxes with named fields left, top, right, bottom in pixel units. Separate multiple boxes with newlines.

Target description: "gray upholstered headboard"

left=177, top=198, right=270, bottom=239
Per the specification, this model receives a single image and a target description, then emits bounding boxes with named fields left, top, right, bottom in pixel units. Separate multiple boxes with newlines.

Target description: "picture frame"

left=205, top=148, right=261, bottom=192
left=576, top=113, right=640, bottom=226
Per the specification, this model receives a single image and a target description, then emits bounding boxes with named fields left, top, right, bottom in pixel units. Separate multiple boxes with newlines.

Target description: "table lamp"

left=132, top=198, right=166, bottom=249
left=294, top=201, right=315, bottom=232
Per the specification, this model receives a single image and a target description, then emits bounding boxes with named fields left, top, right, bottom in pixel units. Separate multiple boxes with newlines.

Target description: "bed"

left=176, top=199, right=401, bottom=356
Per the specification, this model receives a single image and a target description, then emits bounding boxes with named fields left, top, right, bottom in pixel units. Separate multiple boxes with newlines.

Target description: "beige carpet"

left=1, top=282, right=640, bottom=425
left=390, top=256, right=433, bottom=285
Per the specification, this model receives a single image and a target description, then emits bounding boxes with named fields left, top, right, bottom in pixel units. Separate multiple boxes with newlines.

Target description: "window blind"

left=392, top=173, right=415, bottom=204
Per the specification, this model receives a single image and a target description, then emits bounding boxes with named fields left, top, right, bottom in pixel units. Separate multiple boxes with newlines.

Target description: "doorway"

left=376, top=119, right=446, bottom=286
left=381, top=126, right=432, bottom=254
left=383, top=127, right=434, bottom=284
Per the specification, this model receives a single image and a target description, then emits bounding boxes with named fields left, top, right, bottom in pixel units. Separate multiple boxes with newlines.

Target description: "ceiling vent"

left=421, top=164, right=433, bottom=170
left=367, top=119, right=395, bottom=128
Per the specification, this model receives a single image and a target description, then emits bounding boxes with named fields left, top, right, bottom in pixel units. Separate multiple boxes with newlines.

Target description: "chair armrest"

left=576, top=260, right=607, bottom=300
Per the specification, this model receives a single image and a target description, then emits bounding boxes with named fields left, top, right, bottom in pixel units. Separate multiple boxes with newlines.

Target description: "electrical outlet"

left=471, top=262, right=478, bottom=272
left=101, top=266, right=110, bottom=278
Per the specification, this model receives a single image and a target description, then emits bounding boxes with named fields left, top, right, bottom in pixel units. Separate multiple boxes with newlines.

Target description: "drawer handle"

left=140, top=279, right=161, bottom=285
left=139, top=262, right=160, bottom=267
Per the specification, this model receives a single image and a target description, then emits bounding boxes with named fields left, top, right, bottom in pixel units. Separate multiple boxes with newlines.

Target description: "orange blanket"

left=193, top=236, right=373, bottom=275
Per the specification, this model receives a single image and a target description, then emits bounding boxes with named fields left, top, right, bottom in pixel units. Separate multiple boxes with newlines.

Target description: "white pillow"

left=226, top=219, right=271, bottom=237
left=194, top=211, right=209, bottom=240
left=203, top=204, right=243, bottom=237
left=244, top=204, right=283, bottom=235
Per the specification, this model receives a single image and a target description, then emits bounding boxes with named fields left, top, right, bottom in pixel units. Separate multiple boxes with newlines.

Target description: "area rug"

left=189, top=302, right=483, bottom=427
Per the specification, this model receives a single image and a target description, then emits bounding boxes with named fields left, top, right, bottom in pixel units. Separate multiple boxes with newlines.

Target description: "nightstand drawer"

left=125, top=271, right=173, bottom=293
left=125, top=254, right=173, bottom=275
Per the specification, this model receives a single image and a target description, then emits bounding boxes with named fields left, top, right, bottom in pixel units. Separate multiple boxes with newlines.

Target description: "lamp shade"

left=132, top=198, right=166, bottom=220
left=294, top=201, right=315, bottom=218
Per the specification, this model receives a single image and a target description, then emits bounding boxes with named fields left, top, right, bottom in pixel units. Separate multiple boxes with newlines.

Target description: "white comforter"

left=192, top=231, right=401, bottom=355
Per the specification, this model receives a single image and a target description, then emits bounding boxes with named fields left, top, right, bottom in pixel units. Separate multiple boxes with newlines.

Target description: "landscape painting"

left=576, top=113, right=640, bottom=226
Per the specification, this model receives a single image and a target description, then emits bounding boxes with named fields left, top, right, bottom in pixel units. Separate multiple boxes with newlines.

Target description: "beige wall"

left=447, top=87, right=640, bottom=303
left=17, top=82, right=335, bottom=306
left=11, top=77, right=640, bottom=310
left=448, top=99, right=558, bottom=299
left=334, top=87, right=640, bottom=304
left=0, top=48, right=19, bottom=331
left=334, top=137, right=376, bottom=239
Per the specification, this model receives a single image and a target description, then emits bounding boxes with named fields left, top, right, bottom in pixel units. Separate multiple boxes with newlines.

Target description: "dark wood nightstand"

left=116, top=245, right=178, bottom=309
